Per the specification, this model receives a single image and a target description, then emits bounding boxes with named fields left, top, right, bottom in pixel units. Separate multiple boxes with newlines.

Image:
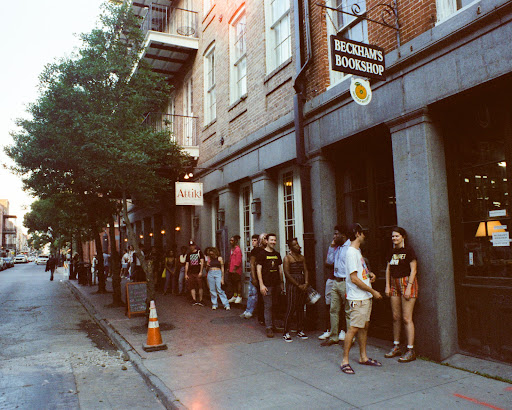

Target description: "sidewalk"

left=58, top=268, right=512, bottom=409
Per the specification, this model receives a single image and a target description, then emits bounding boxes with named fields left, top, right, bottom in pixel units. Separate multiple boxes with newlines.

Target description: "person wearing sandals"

left=384, top=226, right=418, bottom=363
left=282, top=238, right=309, bottom=342
left=206, top=247, right=231, bottom=311
left=340, top=223, right=382, bottom=375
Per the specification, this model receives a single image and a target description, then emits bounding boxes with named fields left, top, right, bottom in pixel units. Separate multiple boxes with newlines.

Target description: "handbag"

left=305, top=286, right=321, bottom=305
left=162, top=268, right=166, bottom=278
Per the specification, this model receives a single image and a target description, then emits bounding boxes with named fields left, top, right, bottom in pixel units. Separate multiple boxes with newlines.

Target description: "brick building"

left=129, top=0, right=512, bottom=363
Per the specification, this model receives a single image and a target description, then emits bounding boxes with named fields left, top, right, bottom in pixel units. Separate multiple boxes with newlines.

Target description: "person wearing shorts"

left=185, top=240, right=205, bottom=306
left=340, top=223, right=382, bottom=375
left=384, top=226, right=418, bottom=363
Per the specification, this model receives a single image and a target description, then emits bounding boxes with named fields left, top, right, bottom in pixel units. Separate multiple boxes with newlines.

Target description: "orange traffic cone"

left=142, top=300, right=168, bottom=352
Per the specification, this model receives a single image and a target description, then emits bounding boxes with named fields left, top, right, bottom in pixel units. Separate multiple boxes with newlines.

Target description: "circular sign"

left=350, top=77, right=372, bottom=106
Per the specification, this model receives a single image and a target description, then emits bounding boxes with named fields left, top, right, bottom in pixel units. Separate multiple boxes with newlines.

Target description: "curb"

left=64, top=280, right=184, bottom=409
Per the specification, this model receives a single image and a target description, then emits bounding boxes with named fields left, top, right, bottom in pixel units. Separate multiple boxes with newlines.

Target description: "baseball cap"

left=189, top=240, right=196, bottom=246
left=347, top=223, right=368, bottom=236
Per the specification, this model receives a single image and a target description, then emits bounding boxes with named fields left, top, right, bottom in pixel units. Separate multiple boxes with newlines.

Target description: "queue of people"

left=112, top=222, right=418, bottom=375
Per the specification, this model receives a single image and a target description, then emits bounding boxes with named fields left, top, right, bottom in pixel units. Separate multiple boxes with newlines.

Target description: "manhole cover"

left=130, top=323, right=174, bottom=334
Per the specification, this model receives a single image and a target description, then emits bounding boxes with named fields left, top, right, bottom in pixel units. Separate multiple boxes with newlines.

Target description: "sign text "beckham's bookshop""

left=330, top=36, right=386, bottom=81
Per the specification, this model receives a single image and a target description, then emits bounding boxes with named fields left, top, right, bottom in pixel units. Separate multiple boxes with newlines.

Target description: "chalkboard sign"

left=126, top=282, right=147, bottom=318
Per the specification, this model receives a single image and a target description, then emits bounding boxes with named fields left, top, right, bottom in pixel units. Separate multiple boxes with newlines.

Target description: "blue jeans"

left=207, top=269, right=229, bottom=308
left=245, top=282, right=258, bottom=314
left=178, top=267, right=185, bottom=294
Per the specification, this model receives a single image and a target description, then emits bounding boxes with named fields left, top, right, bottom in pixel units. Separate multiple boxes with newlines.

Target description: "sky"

left=0, top=0, right=106, bottom=230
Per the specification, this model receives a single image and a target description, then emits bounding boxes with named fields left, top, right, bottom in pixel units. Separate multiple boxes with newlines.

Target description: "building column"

left=218, top=187, right=239, bottom=240
left=388, top=108, right=458, bottom=361
left=251, top=172, right=279, bottom=242
left=309, top=153, right=337, bottom=300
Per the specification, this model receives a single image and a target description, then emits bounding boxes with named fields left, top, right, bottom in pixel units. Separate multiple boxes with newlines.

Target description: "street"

left=0, top=263, right=164, bottom=409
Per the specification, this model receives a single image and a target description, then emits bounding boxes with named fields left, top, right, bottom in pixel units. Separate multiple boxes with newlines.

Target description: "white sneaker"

left=339, top=330, right=346, bottom=341
left=212, top=306, right=217, bottom=310
left=240, top=312, right=247, bottom=318
left=224, top=305, right=230, bottom=311
left=228, top=296, right=236, bottom=303
left=318, top=331, right=331, bottom=340
left=244, top=312, right=252, bottom=319
left=235, top=296, right=242, bottom=304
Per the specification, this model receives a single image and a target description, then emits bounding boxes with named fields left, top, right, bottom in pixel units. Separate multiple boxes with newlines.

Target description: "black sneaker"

left=296, top=331, right=308, bottom=340
left=385, top=345, right=402, bottom=358
left=283, top=333, right=293, bottom=342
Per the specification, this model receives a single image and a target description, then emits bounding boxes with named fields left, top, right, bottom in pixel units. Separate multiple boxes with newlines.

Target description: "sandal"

left=340, top=363, right=355, bottom=374
left=359, top=358, right=382, bottom=366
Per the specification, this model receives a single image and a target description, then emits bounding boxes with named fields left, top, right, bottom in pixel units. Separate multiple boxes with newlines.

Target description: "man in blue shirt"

left=321, top=225, right=351, bottom=346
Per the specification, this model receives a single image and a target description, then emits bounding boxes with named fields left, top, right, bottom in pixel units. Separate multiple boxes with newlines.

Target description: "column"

left=388, top=108, right=458, bottom=361
left=251, top=172, right=279, bottom=238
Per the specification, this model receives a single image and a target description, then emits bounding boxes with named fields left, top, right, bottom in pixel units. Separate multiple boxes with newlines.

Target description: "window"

left=326, top=0, right=368, bottom=87
left=265, top=0, right=291, bottom=72
left=436, top=0, right=477, bottom=22
left=230, top=9, right=247, bottom=102
left=239, top=184, right=253, bottom=275
left=278, top=169, right=304, bottom=254
left=204, top=44, right=216, bottom=124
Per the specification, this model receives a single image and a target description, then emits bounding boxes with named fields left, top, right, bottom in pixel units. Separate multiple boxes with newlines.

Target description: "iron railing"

left=141, top=4, right=198, bottom=38
left=143, top=113, right=198, bottom=147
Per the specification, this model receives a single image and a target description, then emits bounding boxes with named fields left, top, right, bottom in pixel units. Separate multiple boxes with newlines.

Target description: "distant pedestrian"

left=282, top=238, right=309, bottom=342
left=240, top=234, right=261, bottom=319
left=178, top=246, right=188, bottom=295
left=163, top=249, right=177, bottom=295
left=340, top=223, right=382, bottom=375
left=132, top=244, right=145, bottom=282
left=121, top=249, right=130, bottom=278
left=185, top=241, right=205, bottom=306
left=206, top=247, right=230, bottom=310
left=321, top=226, right=351, bottom=346
left=46, top=254, right=57, bottom=281
left=319, top=232, right=337, bottom=340
left=384, top=226, right=418, bottom=363
left=257, top=233, right=284, bottom=338
left=228, top=235, right=243, bottom=304
left=103, top=252, right=110, bottom=278
left=91, top=254, right=99, bottom=285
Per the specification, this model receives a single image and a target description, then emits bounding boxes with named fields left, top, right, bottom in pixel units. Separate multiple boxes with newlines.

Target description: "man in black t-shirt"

left=256, top=233, right=284, bottom=338
left=185, top=240, right=205, bottom=306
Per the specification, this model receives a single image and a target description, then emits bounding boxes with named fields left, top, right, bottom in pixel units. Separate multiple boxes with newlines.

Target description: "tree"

left=6, top=2, right=187, bottom=306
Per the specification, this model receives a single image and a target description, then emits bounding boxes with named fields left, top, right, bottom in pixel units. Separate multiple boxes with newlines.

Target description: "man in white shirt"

left=340, top=223, right=382, bottom=375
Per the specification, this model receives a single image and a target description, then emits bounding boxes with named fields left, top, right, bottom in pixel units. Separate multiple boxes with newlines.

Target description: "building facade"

left=131, top=0, right=512, bottom=363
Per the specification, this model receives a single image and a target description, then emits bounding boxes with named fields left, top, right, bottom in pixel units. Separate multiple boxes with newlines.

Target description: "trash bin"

left=78, top=262, right=91, bottom=285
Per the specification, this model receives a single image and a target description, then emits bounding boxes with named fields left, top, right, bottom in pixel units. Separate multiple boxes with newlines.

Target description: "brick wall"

left=305, top=0, right=438, bottom=98
left=171, top=0, right=297, bottom=166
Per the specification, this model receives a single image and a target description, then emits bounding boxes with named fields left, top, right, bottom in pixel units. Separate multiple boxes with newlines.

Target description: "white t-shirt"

left=345, top=246, right=372, bottom=301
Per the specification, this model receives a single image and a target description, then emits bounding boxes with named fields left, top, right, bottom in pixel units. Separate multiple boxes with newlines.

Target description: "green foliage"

left=6, top=2, right=187, bottom=216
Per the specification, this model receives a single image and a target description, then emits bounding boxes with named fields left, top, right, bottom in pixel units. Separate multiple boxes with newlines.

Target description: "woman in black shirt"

left=384, top=226, right=418, bottom=363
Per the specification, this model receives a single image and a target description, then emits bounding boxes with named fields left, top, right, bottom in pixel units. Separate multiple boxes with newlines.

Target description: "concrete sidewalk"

left=58, top=268, right=512, bottom=409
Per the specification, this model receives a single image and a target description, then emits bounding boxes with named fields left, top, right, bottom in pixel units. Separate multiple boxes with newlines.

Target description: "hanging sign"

left=175, top=182, right=203, bottom=206
left=330, top=36, right=386, bottom=80
left=350, top=78, right=372, bottom=106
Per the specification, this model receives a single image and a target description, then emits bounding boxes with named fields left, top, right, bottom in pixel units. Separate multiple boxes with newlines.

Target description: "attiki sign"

left=330, top=36, right=385, bottom=81
left=175, top=182, right=203, bottom=206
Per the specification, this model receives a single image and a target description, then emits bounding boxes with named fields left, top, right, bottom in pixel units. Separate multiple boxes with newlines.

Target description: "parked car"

left=36, top=255, right=50, bottom=265
left=14, top=255, right=28, bottom=263
left=0, top=258, right=4, bottom=271
left=3, top=256, right=14, bottom=268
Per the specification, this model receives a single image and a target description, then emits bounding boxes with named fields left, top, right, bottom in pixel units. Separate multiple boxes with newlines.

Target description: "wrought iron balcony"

left=131, top=2, right=199, bottom=79
left=143, top=113, right=199, bottom=158
left=141, top=4, right=198, bottom=39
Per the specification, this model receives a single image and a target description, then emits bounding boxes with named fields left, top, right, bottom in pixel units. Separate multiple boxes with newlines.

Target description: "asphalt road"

left=0, top=262, right=165, bottom=409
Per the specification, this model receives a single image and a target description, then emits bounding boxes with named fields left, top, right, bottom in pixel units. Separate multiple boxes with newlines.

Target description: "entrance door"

left=443, top=96, right=512, bottom=363
left=331, top=127, right=397, bottom=340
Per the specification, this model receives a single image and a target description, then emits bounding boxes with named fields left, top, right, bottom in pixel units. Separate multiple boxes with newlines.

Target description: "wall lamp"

left=251, top=198, right=261, bottom=216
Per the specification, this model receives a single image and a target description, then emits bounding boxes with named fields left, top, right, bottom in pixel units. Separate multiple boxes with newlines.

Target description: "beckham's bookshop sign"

left=175, top=182, right=203, bottom=206
left=330, top=36, right=386, bottom=81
